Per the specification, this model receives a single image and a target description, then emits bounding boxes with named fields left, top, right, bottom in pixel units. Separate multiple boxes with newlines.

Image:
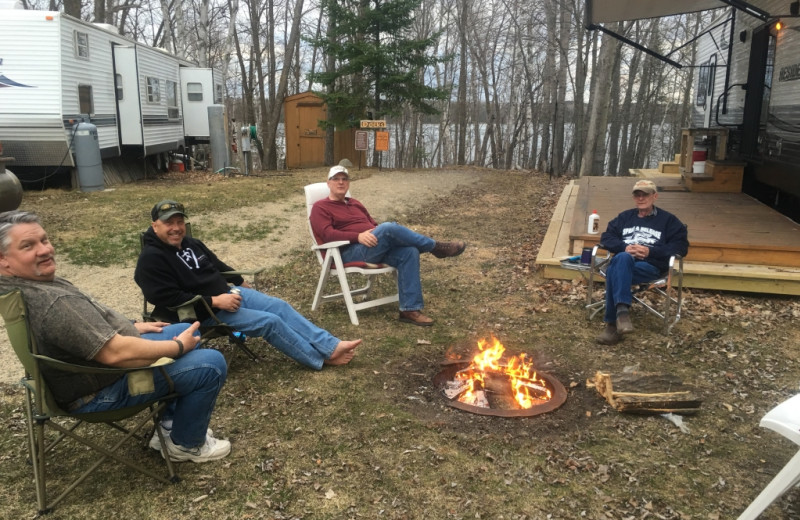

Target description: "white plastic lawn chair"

left=304, top=182, right=399, bottom=325
left=737, top=393, right=800, bottom=519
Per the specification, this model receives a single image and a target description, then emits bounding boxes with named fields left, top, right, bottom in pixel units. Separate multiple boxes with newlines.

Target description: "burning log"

left=587, top=371, right=702, bottom=415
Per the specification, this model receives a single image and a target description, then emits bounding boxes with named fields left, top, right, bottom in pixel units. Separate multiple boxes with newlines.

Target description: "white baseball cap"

left=328, top=165, right=349, bottom=180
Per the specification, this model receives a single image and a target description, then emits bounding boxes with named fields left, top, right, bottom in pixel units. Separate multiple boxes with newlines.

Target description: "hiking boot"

left=431, top=241, right=467, bottom=259
left=616, top=312, right=634, bottom=334
left=399, top=310, right=434, bottom=327
left=596, top=324, right=622, bottom=345
left=161, top=433, right=231, bottom=463
left=149, top=425, right=213, bottom=451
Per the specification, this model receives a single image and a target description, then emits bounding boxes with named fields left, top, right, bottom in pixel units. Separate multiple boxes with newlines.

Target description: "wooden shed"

left=283, top=92, right=363, bottom=169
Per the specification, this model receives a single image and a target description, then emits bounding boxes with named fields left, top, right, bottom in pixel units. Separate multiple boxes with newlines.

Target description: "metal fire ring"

left=433, top=361, right=568, bottom=417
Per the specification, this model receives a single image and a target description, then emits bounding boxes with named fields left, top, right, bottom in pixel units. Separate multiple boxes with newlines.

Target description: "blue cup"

left=580, top=247, right=592, bottom=265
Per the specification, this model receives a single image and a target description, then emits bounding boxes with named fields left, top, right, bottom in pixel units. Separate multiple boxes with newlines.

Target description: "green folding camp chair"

left=139, top=222, right=266, bottom=362
left=0, top=289, right=180, bottom=515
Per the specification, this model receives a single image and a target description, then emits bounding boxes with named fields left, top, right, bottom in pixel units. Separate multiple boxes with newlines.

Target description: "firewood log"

left=587, top=371, right=702, bottom=414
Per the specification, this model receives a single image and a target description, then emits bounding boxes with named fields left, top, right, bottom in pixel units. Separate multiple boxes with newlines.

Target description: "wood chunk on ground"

left=587, top=371, right=702, bottom=414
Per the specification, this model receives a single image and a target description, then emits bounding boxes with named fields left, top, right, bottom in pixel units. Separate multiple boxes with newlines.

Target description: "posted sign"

left=374, top=131, right=389, bottom=151
left=360, top=120, right=387, bottom=129
left=355, top=131, right=368, bottom=151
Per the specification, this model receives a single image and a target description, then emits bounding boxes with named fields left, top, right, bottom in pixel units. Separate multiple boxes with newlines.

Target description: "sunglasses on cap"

left=158, top=202, right=185, bottom=213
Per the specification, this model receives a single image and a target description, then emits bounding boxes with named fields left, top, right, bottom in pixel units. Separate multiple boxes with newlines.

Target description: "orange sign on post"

left=374, top=131, right=389, bottom=152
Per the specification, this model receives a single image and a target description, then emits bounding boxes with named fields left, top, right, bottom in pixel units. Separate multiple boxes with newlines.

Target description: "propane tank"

left=588, top=209, right=600, bottom=235
left=73, top=120, right=104, bottom=192
left=0, top=169, right=23, bottom=212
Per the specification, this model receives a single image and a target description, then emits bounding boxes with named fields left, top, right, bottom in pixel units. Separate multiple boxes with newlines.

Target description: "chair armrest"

left=312, top=240, right=350, bottom=251
left=32, top=353, right=173, bottom=375
left=222, top=267, right=267, bottom=291
left=222, top=267, right=267, bottom=278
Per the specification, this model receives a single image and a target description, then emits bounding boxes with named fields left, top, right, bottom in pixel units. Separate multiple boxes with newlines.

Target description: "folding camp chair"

left=139, top=222, right=264, bottom=362
left=737, top=394, right=800, bottom=519
left=585, top=244, right=685, bottom=334
left=304, top=182, right=399, bottom=325
left=0, top=289, right=180, bottom=514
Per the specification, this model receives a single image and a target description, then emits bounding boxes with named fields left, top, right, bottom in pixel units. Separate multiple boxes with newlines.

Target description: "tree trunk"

left=579, top=25, right=621, bottom=177
left=263, top=0, right=305, bottom=170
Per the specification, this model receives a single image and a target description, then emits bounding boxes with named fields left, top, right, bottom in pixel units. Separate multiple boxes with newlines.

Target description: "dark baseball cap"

left=151, top=200, right=187, bottom=221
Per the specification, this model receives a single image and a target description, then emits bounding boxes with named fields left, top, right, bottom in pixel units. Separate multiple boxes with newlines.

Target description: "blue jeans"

left=339, top=222, right=435, bottom=311
left=604, top=252, right=662, bottom=323
left=211, top=287, right=340, bottom=370
left=76, top=324, right=226, bottom=449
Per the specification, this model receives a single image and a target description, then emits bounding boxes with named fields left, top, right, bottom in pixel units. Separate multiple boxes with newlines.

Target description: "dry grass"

left=1, top=168, right=800, bottom=519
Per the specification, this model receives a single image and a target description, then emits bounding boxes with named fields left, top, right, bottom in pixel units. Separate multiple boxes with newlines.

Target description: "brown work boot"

left=431, top=241, right=467, bottom=259
left=399, top=310, right=434, bottom=327
left=616, top=312, right=634, bottom=334
left=596, top=324, right=622, bottom=345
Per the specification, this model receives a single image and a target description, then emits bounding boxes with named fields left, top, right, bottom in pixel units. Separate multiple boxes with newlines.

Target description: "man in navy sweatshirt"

left=596, top=180, right=689, bottom=345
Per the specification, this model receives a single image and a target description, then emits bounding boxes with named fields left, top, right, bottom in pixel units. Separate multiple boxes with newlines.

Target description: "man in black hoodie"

left=135, top=201, right=361, bottom=369
left=595, top=180, right=689, bottom=345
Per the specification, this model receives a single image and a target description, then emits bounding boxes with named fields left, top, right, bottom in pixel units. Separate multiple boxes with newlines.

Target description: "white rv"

left=0, top=9, right=223, bottom=179
left=691, top=0, right=800, bottom=205
left=0, top=10, right=128, bottom=167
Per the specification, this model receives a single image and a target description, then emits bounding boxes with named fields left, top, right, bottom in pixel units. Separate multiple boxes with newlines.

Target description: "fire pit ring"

left=433, top=361, right=568, bottom=417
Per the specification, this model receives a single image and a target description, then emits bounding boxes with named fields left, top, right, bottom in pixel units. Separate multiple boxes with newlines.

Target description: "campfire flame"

left=452, top=337, right=552, bottom=409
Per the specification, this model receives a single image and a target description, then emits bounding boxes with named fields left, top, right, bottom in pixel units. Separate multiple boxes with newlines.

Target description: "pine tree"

left=309, top=0, right=449, bottom=131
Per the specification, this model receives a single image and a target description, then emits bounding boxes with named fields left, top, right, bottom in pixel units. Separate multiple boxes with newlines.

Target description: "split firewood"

left=461, top=389, right=489, bottom=408
left=587, top=371, right=702, bottom=415
left=443, top=380, right=470, bottom=400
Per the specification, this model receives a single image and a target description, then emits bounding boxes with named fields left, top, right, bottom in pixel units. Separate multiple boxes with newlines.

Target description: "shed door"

left=297, top=102, right=325, bottom=167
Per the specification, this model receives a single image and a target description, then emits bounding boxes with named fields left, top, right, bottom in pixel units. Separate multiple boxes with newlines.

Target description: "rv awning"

left=584, top=1, right=775, bottom=68
left=586, top=0, right=724, bottom=25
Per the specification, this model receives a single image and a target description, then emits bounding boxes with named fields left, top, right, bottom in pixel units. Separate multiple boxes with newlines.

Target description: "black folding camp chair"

left=139, top=223, right=265, bottom=362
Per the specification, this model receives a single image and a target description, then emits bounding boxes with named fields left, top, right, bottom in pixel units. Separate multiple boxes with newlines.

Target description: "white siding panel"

left=135, top=45, right=183, bottom=149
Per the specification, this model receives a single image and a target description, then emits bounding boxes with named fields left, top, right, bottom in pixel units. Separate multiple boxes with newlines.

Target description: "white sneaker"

left=149, top=425, right=213, bottom=451
left=161, top=433, right=231, bottom=463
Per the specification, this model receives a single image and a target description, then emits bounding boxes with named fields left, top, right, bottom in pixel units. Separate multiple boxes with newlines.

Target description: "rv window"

left=187, top=82, right=203, bottom=101
left=166, top=80, right=179, bottom=118
left=78, top=85, right=94, bottom=114
left=214, top=83, right=223, bottom=104
left=75, top=31, right=90, bottom=60
left=696, top=62, right=712, bottom=107
left=147, top=77, right=161, bottom=103
left=115, top=74, right=123, bottom=101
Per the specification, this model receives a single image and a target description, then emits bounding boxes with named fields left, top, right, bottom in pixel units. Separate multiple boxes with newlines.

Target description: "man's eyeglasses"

left=632, top=191, right=653, bottom=198
left=330, top=176, right=349, bottom=182
left=159, top=202, right=185, bottom=213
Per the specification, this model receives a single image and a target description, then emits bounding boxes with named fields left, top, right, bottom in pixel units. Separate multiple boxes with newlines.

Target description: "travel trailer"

left=585, top=0, right=800, bottom=219
left=0, top=9, right=224, bottom=183
left=689, top=0, right=800, bottom=216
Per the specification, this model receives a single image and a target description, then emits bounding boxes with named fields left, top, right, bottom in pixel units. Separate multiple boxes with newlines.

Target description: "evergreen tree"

left=309, top=0, right=449, bottom=130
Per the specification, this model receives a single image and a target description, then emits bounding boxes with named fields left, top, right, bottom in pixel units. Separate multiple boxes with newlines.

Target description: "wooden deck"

left=536, top=176, right=800, bottom=295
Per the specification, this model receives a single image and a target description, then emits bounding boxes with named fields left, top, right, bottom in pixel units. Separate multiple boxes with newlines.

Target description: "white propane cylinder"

left=588, top=210, right=600, bottom=235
